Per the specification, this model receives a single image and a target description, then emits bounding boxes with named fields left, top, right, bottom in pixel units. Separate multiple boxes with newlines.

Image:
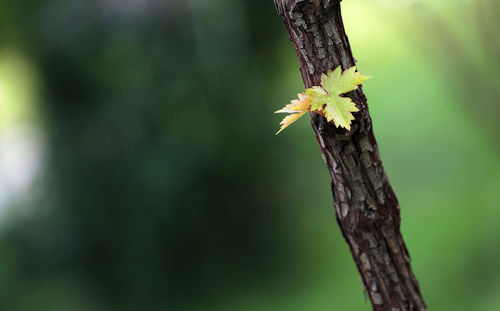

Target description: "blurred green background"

left=0, top=0, right=499, bottom=310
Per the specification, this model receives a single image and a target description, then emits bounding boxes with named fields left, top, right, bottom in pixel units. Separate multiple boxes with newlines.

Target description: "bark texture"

left=273, top=1, right=426, bottom=310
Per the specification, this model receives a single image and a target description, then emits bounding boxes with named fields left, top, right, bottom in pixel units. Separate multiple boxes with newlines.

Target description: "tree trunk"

left=273, top=1, right=426, bottom=310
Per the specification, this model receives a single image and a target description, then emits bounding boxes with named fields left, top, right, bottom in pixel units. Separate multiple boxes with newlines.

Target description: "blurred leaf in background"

left=0, top=0, right=498, bottom=310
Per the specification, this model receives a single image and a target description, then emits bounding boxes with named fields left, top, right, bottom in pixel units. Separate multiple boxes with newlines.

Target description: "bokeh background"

left=0, top=0, right=499, bottom=310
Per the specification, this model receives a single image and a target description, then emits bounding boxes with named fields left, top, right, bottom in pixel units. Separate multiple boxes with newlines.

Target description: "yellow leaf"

left=275, top=93, right=311, bottom=134
left=276, top=112, right=307, bottom=134
left=273, top=66, right=370, bottom=134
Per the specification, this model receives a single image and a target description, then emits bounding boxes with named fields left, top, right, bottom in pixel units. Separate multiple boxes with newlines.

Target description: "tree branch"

left=273, top=1, right=427, bottom=310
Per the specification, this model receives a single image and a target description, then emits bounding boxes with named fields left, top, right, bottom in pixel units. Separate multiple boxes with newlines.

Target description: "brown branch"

left=273, top=1, right=427, bottom=310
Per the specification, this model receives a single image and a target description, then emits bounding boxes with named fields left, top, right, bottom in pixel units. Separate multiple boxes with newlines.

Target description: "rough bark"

left=273, top=1, right=426, bottom=310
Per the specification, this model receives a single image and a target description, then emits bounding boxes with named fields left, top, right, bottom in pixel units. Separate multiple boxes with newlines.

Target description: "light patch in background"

left=342, top=0, right=411, bottom=63
left=0, top=50, right=40, bottom=130
left=0, top=50, right=44, bottom=217
left=0, top=127, right=43, bottom=209
left=373, top=0, right=421, bottom=9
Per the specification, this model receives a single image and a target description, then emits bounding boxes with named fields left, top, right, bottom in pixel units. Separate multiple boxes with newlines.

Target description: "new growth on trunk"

left=273, top=1, right=426, bottom=310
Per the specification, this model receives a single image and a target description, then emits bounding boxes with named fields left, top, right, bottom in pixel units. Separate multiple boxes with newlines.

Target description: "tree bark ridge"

left=273, top=1, right=426, bottom=310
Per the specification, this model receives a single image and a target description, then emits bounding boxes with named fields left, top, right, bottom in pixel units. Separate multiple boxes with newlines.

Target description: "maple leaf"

left=307, top=66, right=370, bottom=130
left=274, top=66, right=370, bottom=134
left=275, top=93, right=311, bottom=134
